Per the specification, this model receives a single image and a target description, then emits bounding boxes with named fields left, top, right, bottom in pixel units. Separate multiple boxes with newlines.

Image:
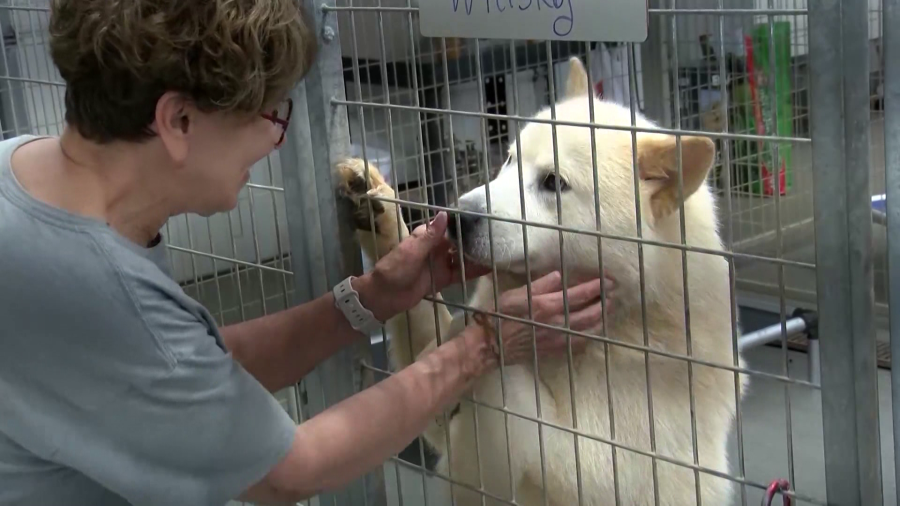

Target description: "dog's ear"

left=637, top=134, right=716, bottom=220
left=564, top=57, right=590, bottom=99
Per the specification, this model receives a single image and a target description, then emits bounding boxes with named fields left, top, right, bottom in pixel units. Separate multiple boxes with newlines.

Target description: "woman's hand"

left=461, top=270, right=616, bottom=376
left=355, top=211, right=490, bottom=321
left=353, top=208, right=615, bottom=371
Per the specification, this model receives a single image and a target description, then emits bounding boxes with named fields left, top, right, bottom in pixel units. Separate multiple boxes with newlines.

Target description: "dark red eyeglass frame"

left=261, top=98, right=293, bottom=148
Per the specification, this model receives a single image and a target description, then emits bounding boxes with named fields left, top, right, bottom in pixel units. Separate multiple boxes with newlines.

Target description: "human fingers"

left=531, top=296, right=612, bottom=358
left=504, top=328, right=589, bottom=363
left=529, top=271, right=563, bottom=295
left=497, top=319, right=588, bottom=365
left=534, top=276, right=615, bottom=315
left=408, top=212, right=450, bottom=257
left=498, top=271, right=563, bottom=316
left=554, top=296, right=613, bottom=332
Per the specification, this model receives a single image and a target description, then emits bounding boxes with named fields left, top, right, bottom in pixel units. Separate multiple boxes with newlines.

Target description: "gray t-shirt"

left=0, top=135, right=297, bottom=506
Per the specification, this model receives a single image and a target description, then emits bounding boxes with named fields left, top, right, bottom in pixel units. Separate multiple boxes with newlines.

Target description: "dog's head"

left=449, top=57, right=718, bottom=283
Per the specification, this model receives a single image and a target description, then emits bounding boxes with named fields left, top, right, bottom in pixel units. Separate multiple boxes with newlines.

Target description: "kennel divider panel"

left=809, top=0, right=883, bottom=503
left=277, top=2, right=391, bottom=506
left=885, top=0, right=900, bottom=496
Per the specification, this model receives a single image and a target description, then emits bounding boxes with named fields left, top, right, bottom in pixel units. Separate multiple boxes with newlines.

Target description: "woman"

left=0, top=1, right=612, bottom=505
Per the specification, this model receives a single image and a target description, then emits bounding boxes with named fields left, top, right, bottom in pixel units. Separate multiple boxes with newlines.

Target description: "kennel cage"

left=0, top=0, right=897, bottom=505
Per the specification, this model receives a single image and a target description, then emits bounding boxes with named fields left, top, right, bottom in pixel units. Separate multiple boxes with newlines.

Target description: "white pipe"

left=738, top=316, right=808, bottom=351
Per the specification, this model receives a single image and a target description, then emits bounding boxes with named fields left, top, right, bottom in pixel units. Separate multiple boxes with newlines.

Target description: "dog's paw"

left=335, top=158, right=391, bottom=233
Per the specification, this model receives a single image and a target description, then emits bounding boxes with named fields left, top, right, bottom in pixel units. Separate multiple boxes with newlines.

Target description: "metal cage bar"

left=885, top=0, right=900, bottom=498
left=278, top=2, right=388, bottom=505
left=809, top=0, right=883, bottom=504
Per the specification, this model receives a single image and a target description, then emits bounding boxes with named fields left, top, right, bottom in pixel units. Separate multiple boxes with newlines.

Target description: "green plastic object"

left=731, top=21, right=793, bottom=196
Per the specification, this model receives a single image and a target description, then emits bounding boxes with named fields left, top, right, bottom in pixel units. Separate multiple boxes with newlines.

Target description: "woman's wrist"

left=352, top=273, right=393, bottom=322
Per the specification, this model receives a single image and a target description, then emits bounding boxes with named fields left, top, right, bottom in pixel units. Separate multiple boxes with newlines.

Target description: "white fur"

left=338, top=58, right=746, bottom=506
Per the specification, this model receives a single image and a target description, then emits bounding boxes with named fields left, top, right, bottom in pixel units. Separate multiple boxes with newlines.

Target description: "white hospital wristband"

left=333, top=276, right=383, bottom=335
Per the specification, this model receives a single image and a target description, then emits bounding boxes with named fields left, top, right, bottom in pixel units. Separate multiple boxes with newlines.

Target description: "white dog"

left=338, top=57, right=744, bottom=506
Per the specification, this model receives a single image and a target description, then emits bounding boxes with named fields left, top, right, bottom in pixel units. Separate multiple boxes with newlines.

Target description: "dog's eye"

left=540, top=172, right=569, bottom=193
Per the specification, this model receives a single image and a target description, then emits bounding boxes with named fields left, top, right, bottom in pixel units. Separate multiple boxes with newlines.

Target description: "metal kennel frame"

left=0, top=0, right=896, bottom=505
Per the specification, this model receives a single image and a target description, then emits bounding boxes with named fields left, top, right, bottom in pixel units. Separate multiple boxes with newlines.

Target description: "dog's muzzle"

left=447, top=213, right=479, bottom=247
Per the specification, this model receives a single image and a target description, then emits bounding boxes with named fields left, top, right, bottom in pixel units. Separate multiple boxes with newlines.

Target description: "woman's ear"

left=154, top=91, right=192, bottom=165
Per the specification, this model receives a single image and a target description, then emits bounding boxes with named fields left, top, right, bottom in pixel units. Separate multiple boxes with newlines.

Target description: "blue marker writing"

left=451, top=0, right=475, bottom=15
left=548, top=0, right=573, bottom=36
left=451, top=0, right=574, bottom=37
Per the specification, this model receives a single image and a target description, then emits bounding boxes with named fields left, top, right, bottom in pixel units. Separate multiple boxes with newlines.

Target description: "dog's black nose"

left=447, top=213, right=478, bottom=242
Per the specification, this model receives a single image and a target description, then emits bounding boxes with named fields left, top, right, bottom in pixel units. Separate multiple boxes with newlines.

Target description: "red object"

left=761, top=478, right=792, bottom=506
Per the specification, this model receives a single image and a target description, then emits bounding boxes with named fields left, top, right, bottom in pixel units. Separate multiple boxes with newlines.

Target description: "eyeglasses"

left=261, top=98, right=293, bottom=148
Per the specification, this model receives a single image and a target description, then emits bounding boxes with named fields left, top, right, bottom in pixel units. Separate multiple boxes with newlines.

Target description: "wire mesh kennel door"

left=305, top=0, right=895, bottom=505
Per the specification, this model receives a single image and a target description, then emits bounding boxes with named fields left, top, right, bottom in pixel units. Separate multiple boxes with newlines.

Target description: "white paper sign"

left=418, top=0, right=648, bottom=42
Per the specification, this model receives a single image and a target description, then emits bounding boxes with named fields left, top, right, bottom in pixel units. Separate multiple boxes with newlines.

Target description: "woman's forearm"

left=220, top=274, right=390, bottom=392
left=255, top=326, right=494, bottom=502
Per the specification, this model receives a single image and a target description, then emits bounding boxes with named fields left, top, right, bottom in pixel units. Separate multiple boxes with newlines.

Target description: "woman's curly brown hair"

left=49, top=0, right=317, bottom=143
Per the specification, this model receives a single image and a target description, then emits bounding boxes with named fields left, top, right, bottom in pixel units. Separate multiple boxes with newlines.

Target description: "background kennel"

left=0, top=0, right=897, bottom=504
